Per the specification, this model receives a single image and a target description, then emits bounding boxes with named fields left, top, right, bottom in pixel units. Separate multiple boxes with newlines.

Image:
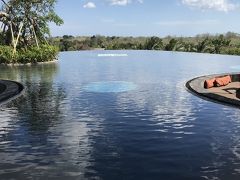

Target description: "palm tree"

left=145, top=36, right=164, bottom=50
left=196, top=38, right=214, bottom=53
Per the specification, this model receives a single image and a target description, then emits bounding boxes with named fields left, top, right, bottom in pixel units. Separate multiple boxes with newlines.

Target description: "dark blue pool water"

left=1, top=51, right=240, bottom=180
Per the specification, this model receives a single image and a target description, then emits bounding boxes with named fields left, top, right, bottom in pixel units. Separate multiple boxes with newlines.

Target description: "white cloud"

left=114, top=23, right=136, bottom=27
left=109, top=0, right=131, bottom=6
left=182, top=0, right=238, bottom=12
left=83, top=2, right=96, bottom=8
left=109, top=0, right=143, bottom=6
left=155, top=19, right=220, bottom=26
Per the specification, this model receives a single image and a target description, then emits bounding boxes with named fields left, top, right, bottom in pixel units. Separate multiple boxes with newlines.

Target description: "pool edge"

left=0, top=80, right=25, bottom=106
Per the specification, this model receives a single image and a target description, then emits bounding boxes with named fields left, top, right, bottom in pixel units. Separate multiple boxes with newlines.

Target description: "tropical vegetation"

left=51, top=32, right=240, bottom=56
left=0, top=0, right=239, bottom=64
left=0, top=0, right=63, bottom=64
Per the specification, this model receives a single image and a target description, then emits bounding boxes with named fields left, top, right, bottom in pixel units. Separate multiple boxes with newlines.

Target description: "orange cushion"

left=204, top=78, right=216, bottom=89
left=227, top=75, right=232, bottom=83
left=215, top=75, right=231, bottom=87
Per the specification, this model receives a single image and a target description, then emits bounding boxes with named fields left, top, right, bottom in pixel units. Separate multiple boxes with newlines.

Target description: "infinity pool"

left=1, top=51, right=240, bottom=180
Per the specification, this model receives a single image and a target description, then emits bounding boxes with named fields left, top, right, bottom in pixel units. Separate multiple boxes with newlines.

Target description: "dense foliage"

left=0, top=44, right=58, bottom=64
left=0, top=0, right=63, bottom=47
left=0, top=0, right=62, bottom=64
left=51, top=32, right=240, bottom=56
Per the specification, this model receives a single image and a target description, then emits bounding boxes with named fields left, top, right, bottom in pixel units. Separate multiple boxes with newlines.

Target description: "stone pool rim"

left=186, top=72, right=240, bottom=108
left=0, top=79, right=25, bottom=105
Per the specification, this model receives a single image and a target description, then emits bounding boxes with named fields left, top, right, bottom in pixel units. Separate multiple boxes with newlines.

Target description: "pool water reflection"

left=0, top=51, right=240, bottom=180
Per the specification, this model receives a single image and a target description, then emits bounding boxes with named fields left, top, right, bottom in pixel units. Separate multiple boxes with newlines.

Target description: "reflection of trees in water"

left=0, top=63, right=68, bottom=178
left=19, top=82, right=66, bottom=132
left=0, top=63, right=58, bottom=83
left=1, top=63, right=67, bottom=132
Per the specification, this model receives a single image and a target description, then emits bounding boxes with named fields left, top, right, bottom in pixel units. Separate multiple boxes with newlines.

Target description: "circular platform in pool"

left=186, top=73, right=240, bottom=108
left=83, top=81, right=137, bottom=93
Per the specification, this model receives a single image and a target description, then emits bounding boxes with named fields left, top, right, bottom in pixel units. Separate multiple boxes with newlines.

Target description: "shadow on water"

left=0, top=63, right=67, bottom=132
left=0, top=63, right=58, bottom=82
left=0, top=63, right=69, bottom=179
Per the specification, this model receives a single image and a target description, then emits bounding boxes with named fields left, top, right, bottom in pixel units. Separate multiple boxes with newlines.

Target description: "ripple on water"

left=1, top=51, right=240, bottom=179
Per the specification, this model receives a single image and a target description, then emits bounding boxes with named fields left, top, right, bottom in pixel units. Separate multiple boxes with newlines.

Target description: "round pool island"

left=186, top=73, right=240, bottom=108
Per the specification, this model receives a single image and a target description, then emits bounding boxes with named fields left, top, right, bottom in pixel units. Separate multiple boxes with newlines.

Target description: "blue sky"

left=51, top=0, right=240, bottom=37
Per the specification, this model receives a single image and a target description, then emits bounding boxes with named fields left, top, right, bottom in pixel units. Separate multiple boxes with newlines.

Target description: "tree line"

left=50, top=32, right=240, bottom=56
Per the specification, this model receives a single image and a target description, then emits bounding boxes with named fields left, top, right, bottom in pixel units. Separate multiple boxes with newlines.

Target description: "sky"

left=50, top=0, right=240, bottom=37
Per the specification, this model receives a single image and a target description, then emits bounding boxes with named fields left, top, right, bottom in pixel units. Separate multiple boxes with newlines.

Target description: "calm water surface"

left=1, top=51, right=240, bottom=180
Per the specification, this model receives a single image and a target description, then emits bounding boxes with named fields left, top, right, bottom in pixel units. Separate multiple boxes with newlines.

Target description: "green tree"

left=144, top=37, right=163, bottom=50
left=165, top=38, right=178, bottom=51
left=0, top=0, right=63, bottom=48
left=173, top=40, right=185, bottom=51
left=211, top=35, right=231, bottom=54
left=196, top=38, right=213, bottom=53
left=184, top=42, right=197, bottom=52
left=59, top=38, right=73, bottom=51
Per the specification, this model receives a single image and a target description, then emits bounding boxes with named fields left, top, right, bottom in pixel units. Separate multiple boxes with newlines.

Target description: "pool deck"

left=0, top=80, right=24, bottom=105
left=186, top=73, right=240, bottom=108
